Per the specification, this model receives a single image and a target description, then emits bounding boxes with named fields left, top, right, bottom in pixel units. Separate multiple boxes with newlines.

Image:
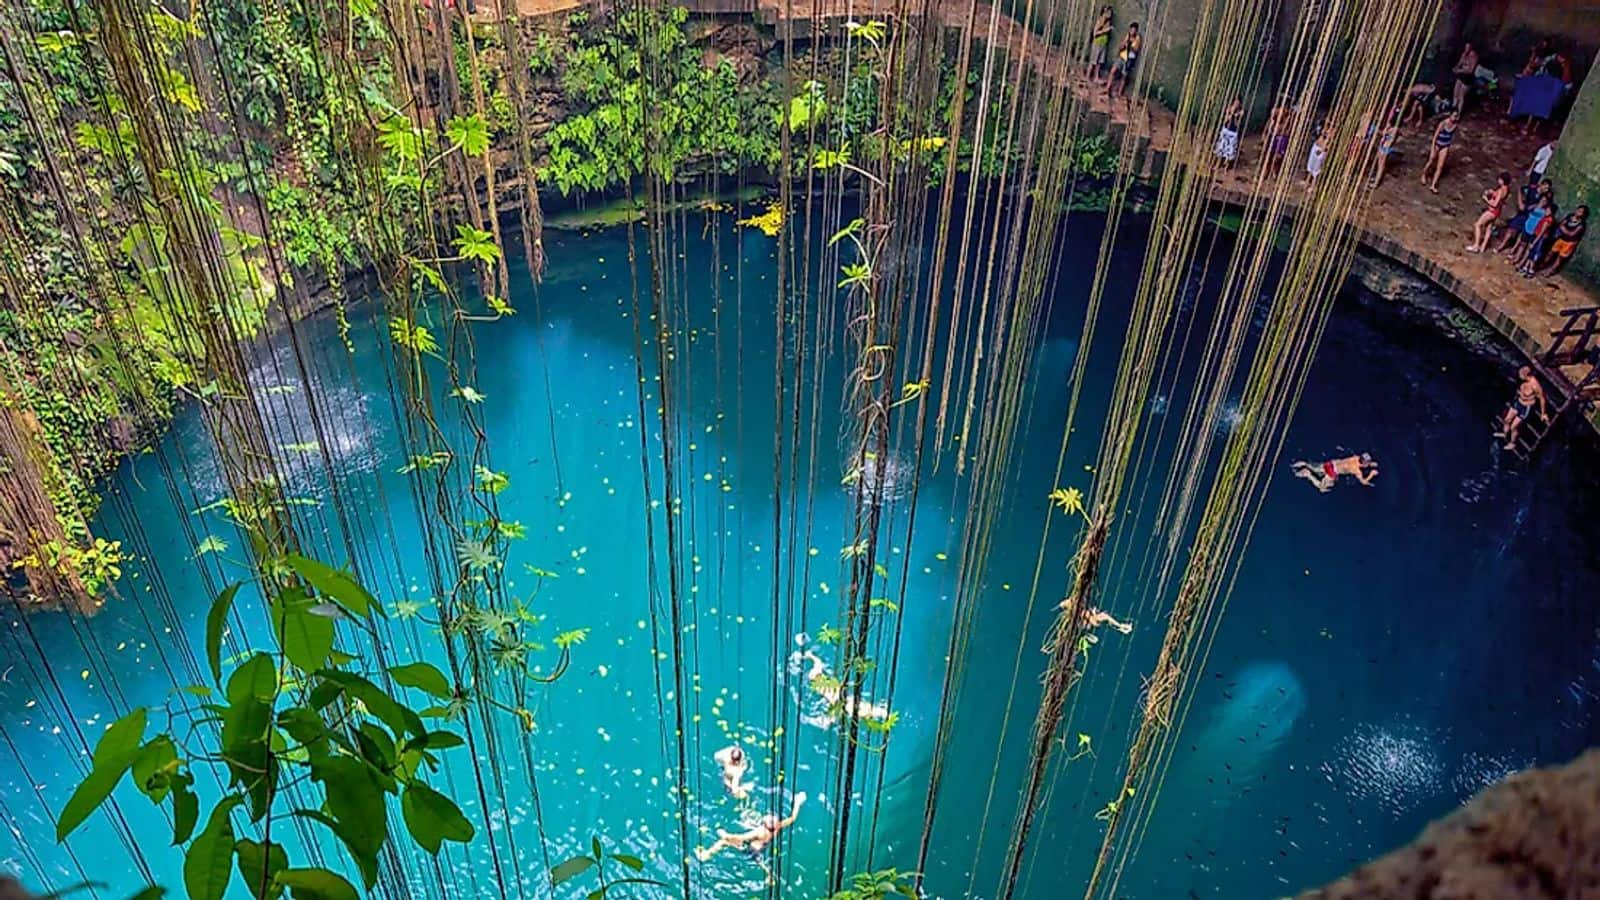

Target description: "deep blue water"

left=2, top=209, right=1598, bottom=899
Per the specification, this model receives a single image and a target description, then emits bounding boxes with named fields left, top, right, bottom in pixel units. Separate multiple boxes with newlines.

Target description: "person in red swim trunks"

left=1291, top=453, right=1378, bottom=492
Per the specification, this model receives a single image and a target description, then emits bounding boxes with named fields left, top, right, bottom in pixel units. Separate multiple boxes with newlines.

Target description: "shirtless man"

left=1496, top=366, right=1548, bottom=449
left=694, top=792, right=807, bottom=861
left=1290, top=453, right=1378, bottom=492
left=712, top=744, right=751, bottom=800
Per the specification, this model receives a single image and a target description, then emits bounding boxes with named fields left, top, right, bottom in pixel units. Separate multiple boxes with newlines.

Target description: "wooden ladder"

left=1503, top=306, right=1600, bottom=462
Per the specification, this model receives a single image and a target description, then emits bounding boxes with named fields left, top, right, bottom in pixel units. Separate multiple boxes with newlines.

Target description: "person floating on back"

left=1496, top=366, right=1548, bottom=450
left=694, top=792, right=806, bottom=861
left=1290, top=454, right=1378, bottom=492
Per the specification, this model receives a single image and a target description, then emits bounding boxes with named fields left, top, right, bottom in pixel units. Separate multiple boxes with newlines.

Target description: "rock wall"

left=1549, top=56, right=1600, bottom=289
left=1302, top=748, right=1600, bottom=898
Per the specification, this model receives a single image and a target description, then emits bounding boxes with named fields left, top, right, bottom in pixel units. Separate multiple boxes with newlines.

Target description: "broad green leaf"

left=315, top=671, right=424, bottom=738
left=612, top=853, right=644, bottom=871
left=445, top=114, right=491, bottom=156
left=183, top=796, right=241, bottom=900
left=290, top=810, right=376, bottom=889
left=451, top=224, right=500, bottom=264
left=91, top=708, right=148, bottom=768
left=206, top=584, right=241, bottom=685
left=309, top=757, right=385, bottom=869
left=273, top=868, right=358, bottom=900
left=591, top=836, right=603, bottom=860
left=221, top=655, right=277, bottom=821
left=283, top=555, right=380, bottom=620
left=234, top=838, right=287, bottom=900
left=550, top=856, right=595, bottom=886
left=56, top=708, right=147, bottom=841
left=226, top=654, right=276, bottom=704
left=170, top=773, right=198, bottom=845
left=131, top=736, right=178, bottom=801
left=271, top=591, right=334, bottom=672
left=401, top=780, right=474, bottom=854
left=387, top=662, right=452, bottom=699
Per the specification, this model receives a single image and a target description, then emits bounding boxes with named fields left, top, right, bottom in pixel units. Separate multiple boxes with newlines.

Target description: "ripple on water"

left=1320, top=721, right=1446, bottom=817
left=1451, top=750, right=1530, bottom=799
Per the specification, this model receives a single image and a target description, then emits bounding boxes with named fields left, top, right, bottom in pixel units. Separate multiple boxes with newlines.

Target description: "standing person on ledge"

left=1401, top=82, right=1436, bottom=127
left=1451, top=42, right=1479, bottom=112
left=1528, top=139, right=1558, bottom=181
left=1370, top=119, right=1399, bottom=188
left=1106, top=22, right=1142, bottom=105
left=1088, top=6, right=1113, bottom=83
left=1419, top=111, right=1459, bottom=194
left=1496, top=367, right=1548, bottom=450
left=1468, top=172, right=1511, bottom=252
left=1538, top=205, right=1588, bottom=276
left=1496, top=177, right=1551, bottom=252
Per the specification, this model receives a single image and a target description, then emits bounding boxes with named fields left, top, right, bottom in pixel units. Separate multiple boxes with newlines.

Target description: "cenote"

left=3, top=205, right=1599, bottom=899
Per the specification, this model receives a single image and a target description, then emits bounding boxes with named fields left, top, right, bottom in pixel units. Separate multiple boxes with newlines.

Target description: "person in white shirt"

left=1529, top=140, right=1558, bottom=180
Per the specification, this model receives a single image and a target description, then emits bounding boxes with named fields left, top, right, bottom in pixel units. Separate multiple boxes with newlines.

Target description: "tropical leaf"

left=388, top=662, right=453, bottom=700
left=56, top=708, right=148, bottom=842
left=445, top=114, right=491, bottom=156
left=401, top=781, right=475, bottom=854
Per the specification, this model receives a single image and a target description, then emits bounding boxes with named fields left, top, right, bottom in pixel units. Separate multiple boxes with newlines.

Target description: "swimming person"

left=790, top=635, right=889, bottom=722
left=1496, top=366, right=1548, bottom=450
left=1058, top=596, right=1134, bottom=635
left=694, top=792, right=807, bottom=861
left=713, top=744, right=751, bottom=800
left=1290, top=454, right=1378, bottom=492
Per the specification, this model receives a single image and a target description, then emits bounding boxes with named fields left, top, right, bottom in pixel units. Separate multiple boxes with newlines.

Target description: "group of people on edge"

left=698, top=745, right=807, bottom=862
left=1086, top=7, right=1141, bottom=106
left=1465, top=143, right=1587, bottom=277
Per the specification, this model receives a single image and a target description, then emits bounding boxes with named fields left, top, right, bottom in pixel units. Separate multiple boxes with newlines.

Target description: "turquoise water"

left=3, top=211, right=1599, bottom=898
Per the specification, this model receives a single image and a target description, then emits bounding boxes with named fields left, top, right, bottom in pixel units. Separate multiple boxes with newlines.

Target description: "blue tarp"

left=1509, top=74, right=1563, bottom=121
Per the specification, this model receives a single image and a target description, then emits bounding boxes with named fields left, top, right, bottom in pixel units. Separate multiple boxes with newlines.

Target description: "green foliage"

left=54, top=556, right=476, bottom=898
left=829, top=868, right=920, bottom=899
left=540, top=6, right=780, bottom=194
left=550, top=834, right=667, bottom=896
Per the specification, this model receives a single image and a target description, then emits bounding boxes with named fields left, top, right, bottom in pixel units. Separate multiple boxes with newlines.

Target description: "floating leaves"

left=736, top=202, right=783, bottom=237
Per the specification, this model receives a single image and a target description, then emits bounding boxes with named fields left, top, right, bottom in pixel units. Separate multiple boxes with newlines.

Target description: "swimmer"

left=1056, top=597, right=1133, bottom=634
left=1495, top=366, right=1547, bottom=450
left=1290, top=454, right=1378, bottom=492
left=712, top=744, right=751, bottom=800
left=790, top=636, right=890, bottom=722
left=694, top=792, right=806, bottom=861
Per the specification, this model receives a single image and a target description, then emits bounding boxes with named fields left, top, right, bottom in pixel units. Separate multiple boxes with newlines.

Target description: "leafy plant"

left=54, top=555, right=477, bottom=900
left=550, top=834, right=667, bottom=897
left=828, top=867, right=919, bottom=899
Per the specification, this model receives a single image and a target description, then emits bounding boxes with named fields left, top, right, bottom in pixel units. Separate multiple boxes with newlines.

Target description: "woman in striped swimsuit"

left=1420, top=112, right=1459, bottom=194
